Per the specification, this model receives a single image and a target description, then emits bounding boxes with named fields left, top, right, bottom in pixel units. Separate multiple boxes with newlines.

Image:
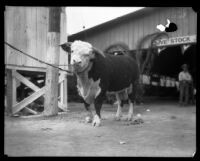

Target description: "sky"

left=66, top=7, right=144, bottom=35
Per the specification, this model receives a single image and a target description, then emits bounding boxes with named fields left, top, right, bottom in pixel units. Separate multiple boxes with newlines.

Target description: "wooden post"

left=6, top=69, right=13, bottom=115
left=44, top=7, right=61, bottom=116
left=5, top=69, right=16, bottom=115
left=59, top=72, right=68, bottom=111
left=63, top=75, right=68, bottom=111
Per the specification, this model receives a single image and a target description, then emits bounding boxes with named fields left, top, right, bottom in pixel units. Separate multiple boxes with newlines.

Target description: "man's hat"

left=181, top=64, right=188, bottom=69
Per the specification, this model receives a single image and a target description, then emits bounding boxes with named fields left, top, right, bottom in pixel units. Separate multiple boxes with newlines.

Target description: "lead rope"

left=4, top=42, right=72, bottom=74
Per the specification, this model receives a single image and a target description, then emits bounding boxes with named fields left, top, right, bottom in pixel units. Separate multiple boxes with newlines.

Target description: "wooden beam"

left=63, top=77, right=68, bottom=111
left=14, top=70, right=67, bottom=113
left=60, top=81, right=64, bottom=105
left=44, top=7, right=61, bottom=116
left=6, top=69, right=13, bottom=115
left=24, top=107, right=38, bottom=115
left=12, top=87, right=46, bottom=114
left=58, top=101, right=67, bottom=111
left=12, top=70, right=17, bottom=105
left=58, top=72, right=68, bottom=111
left=6, top=64, right=46, bottom=72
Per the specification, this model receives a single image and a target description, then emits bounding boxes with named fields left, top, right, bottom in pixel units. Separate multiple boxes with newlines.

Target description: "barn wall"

left=5, top=7, right=67, bottom=69
left=70, top=7, right=197, bottom=51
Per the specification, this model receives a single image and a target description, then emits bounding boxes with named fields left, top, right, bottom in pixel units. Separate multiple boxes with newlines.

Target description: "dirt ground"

left=4, top=101, right=196, bottom=157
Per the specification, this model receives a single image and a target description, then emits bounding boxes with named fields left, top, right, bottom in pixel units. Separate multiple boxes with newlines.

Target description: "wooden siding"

left=70, top=7, right=197, bottom=51
left=5, top=7, right=67, bottom=69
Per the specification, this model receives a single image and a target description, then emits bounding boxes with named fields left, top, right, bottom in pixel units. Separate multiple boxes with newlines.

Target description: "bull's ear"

left=60, top=42, right=72, bottom=52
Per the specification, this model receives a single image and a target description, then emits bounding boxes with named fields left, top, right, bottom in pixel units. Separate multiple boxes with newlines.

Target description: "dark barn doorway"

left=147, top=44, right=196, bottom=99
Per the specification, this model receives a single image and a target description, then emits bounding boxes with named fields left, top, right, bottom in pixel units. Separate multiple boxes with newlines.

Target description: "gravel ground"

left=4, top=101, right=196, bottom=157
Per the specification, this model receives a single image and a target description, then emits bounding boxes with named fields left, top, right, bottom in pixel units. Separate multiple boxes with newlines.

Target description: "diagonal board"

left=13, top=71, right=40, bottom=91
left=13, top=71, right=41, bottom=114
left=58, top=101, right=68, bottom=111
left=12, top=87, right=46, bottom=114
left=12, top=71, right=67, bottom=113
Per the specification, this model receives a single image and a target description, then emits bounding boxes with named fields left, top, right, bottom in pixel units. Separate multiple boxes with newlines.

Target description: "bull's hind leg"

left=83, top=101, right=93, bottom=123
left=115, top=93, right=123, bottom=121
left=126, top=82, right=137, bottom=121
left=127, top=100, right=134, bottom=121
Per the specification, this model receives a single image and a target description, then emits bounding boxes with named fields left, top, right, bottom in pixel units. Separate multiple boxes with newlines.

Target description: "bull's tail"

left=136, top=32, right=169, bottom=74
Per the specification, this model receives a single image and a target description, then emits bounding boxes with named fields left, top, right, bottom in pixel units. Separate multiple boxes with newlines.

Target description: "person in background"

left=178, top=64, right=192, bottom=106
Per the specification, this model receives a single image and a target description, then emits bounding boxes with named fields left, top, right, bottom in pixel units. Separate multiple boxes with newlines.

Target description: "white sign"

left=154, top=35, right=196, bottom=47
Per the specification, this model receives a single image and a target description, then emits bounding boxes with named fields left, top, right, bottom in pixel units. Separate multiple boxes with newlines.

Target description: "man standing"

left=178, top=64, right=192, bottom=106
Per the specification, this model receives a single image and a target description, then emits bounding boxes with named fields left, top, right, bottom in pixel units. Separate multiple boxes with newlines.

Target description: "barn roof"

left=68, top=7, right=167, bottom=41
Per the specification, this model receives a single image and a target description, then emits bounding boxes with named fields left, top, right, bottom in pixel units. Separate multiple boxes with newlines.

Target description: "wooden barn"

left=5, top=7, right=68, bottom=116
left=68, top=7, right=197, bottom=100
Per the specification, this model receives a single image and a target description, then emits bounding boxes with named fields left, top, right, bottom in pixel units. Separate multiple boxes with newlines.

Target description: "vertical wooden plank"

left=36, top=7, right=46, bottom=68
left=4, top=6, right=9, bottom=65
left=18, top=7, right=26, bottom=66
left=30, top=7, right=37, bottom=67
left=44, top=7, right=49, bottom=69
left=63, top=76, right=68, bottom=111
left=7, top=7, right=16, bottom=65
left=170, top=7, right=178, bottom=37
left=60, top=81, right=64, bottom=105
left=175, top=7, right=183, bottom=37
left=127, top=21, right=132, bottom=49
left=136, top=17, right=144, bottom=49
left=109, top=26, right=117, bottom=46
left=13, top=7, right=21, bottom=66
left=153, top=8, right=161, bottom=34
left=123, top=21, right=129, bottom=47
left=143, top=14, right=152, bottom=48
left=8, top=7, right=23, bottom=66
left=128, top=20, right=135, bottom=49
left=6, top=69, right=13, bottom=115
left=59, top=8, right=68, bottom=70
left=44, top=32, right=60, bottom=116
left=24, top=7, right=31, bottom=66
left=21, top=7, right=28, bottom=66
left=12, top=70, right=17, bottom=105
left=105, top=28, right=112, bottom=50
left=96, top=31, right=104, bottom=50
left=118, top=24, right=124, bottom=43
left=26, top=7, right=34, bottom=67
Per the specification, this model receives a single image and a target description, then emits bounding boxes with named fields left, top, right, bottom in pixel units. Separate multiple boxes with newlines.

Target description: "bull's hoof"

left=92, top=114, right=101, bottom=127
left=85, top=116, right=92, bottom=123
left=125, top=116, right=133, bottom=121
left=114, top=116, right=122, bottom=121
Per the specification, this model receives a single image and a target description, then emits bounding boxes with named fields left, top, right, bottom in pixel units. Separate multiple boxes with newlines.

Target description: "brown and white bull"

left=61, top=40, right=139, bottom=127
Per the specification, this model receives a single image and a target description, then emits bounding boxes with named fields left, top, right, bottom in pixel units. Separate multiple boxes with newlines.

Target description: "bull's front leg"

left=92, top=94, right=104, bottom=127
left=115, top=93, right=123, bottom=121
left=83, top=101, right=93, bottom=123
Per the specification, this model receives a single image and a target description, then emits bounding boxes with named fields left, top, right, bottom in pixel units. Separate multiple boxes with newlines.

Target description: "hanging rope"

left=4, top=42, right=72, bottom=74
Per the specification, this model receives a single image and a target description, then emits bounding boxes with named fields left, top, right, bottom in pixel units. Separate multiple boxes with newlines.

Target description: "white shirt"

left=178, top=71, right=192, bottom=82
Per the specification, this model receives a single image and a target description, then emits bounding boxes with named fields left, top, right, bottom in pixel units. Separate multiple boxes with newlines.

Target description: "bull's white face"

left=70, top=41, right=94, bottom=73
